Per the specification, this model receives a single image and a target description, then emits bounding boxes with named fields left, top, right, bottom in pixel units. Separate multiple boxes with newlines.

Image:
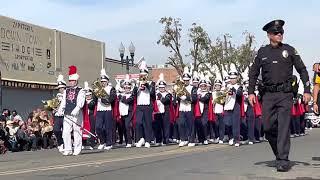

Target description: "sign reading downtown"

left=0, top=15, right=56, bottom=84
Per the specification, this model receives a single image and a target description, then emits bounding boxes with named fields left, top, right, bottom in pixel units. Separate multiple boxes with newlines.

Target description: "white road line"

left=0, top=145, right=226, bottom=176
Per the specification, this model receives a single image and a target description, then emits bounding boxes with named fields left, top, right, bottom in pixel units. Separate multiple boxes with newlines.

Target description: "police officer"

left=248, top=20, right=311, bottom=172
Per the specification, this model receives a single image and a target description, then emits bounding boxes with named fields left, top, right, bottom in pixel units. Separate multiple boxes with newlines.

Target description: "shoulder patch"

left=294, top=48, right=299, bottom=55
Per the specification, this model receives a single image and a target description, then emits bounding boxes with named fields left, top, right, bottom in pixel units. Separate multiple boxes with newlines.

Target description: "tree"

left=188, top=23, right=209, bottom=72
left=158, top=17, right=256, bottom=81
left=157, top=17, right=184, bottom=76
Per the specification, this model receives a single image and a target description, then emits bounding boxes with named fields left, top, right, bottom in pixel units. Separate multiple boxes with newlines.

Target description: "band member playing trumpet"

left=96, top=69, right=117, bottom=150
left=176, top=67, right=194, bottom=147
left=58, top=66, right=86, bottom=156
left=212, top=79, right=224, bottom=144
left=134, top=60, right=156, bottom=148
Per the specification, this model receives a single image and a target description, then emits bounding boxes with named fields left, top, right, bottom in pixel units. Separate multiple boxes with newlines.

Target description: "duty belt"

left=264, top=81, right=292, bottom=93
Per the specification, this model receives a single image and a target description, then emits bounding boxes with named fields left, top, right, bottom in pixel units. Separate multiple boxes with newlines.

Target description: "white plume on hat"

left=57, top=74, right=64, bottom=83
left=139, top=57, right=149, bottom=75
left=183, top=66, right=190, bottom=75
left=100, top=68, right=109, bottom=82
left=157, top=73, right=166, bottom=85
left=84, top=81, right=90, bottom=90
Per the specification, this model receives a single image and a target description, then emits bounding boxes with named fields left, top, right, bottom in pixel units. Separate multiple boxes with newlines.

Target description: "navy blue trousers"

left=96, top=111, right=113, bottom=146
left=177, top=111, right=194, bottom=142
left=223, top=104, right=241, bottom=142
left=53, top=116, right=64, bottom=146
left=135, top=105, right=153, bottom=143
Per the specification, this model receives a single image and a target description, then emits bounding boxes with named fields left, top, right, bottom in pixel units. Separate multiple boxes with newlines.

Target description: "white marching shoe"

left=126, top=144, right=132, bottom=148
left=136, top=138, right=145, bottom=148
left=203, top=140, right=209, bottom=145
left=73, top=151, right=81, bottom=156
left=179, top=141, right=188, bottom=147
left=228, top=139, right=234, bottom=146
left=248, top=141, right=254, bottom=145
left=57, top=144, right=64, bottom=153
left=144, top=142, right=151, bottom=148
left=63, top=151, right=72, bottom=156
left=234, top=143, right=240, bottom=147
left=188, top=143, right=196, bottom=147
left=218, top=140, right=224, bottom=144
left=98, top=144, right=106, bottom=150
left=104, top=146, right=112, bottom=150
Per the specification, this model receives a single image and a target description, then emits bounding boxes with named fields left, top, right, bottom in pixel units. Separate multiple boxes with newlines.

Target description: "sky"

left=1, top=0, right=319, bottom=76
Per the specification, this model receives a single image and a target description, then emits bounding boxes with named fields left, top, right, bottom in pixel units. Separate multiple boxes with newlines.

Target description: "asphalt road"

left=1, top=129, right=320, bottom=180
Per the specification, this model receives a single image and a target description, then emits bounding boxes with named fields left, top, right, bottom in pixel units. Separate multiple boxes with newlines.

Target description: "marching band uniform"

left=176, top=67, right=194, bottom=147
left=243, top=80, right=255, bottom=144
left=223, top=70, right=243, bottom=147
left=96, top=69, right=117, bottom=150
left=53, top=75, right=66, bottom=152
left=119, top=75, right=135, bottom=148
left=197, top=77, right=212, bottom=145
left=155, top=73, right=174, bottom=145
left=189, top=72, right=200, bottom=146
left=135, top=60, right=156, bottom=148
left=82, top=82, right=97, bottom=150
left=59, top=66, right=86, bottom=156
left=212, top=79, right=225, bottom=144
left=254, top=88, right=263, bottom=141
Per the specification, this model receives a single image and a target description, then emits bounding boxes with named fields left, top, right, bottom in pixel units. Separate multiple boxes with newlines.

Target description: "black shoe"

left=277, top=164, right=289, bottom=172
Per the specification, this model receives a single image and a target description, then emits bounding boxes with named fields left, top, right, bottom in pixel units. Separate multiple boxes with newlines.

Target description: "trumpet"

left=42, top=97, right=60, bottom=111
left=92, top=80, right=108, bottom=99
left=213, top=91, right=228, bottom=105
left=139, top=74, right=151, bottom=85
left=174, top=79, right=191, bottom=99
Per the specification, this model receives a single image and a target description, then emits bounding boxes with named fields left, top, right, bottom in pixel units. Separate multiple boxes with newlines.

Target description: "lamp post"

left=119, top=42, right=135, bottom=74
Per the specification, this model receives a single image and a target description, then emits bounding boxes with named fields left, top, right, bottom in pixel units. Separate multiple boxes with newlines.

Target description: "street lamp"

left=119, top=42, right=135, bottom=74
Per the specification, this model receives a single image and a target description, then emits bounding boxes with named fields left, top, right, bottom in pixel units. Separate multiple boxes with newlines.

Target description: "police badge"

left=282, top=50, right=289, bottom=58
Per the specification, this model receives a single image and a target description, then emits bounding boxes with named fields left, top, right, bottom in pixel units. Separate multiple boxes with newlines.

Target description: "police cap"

left=262, top=20, right=285, bottom=33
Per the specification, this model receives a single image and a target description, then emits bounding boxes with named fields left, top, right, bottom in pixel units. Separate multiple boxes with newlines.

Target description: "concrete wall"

left=0, top=15, right=105, bottom=86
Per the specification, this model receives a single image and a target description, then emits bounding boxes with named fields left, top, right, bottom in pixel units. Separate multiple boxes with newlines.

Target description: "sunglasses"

left=271, top=31, right=284, bottom=35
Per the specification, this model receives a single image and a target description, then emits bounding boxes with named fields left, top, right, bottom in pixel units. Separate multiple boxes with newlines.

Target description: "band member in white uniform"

left=58, top=66, right=86, bottom=156
left=212, top=79, right=225, bottom=144
left=96, top=69, right=117, bottom=150
left=134, top=60, right=156, bottom=148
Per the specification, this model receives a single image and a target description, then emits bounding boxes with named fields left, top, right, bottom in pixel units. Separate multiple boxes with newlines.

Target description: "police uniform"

left=53, top=75, right=66, bottom=153
left=96, top=69, right=117, bottom=150
left=135, top=60, right=156, bottom=148
left=119, top=75, right=135, bottom=148
left=59, top=66, right=86, bottom=156
left=248, top=20, right=311, bottom=171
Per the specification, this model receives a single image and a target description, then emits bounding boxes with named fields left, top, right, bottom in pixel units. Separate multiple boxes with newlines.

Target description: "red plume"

left=69, top=65, right=77, bottom=75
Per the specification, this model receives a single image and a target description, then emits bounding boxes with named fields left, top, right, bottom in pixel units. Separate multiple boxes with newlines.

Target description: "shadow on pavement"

left=254, top=160, right=311, bottom=168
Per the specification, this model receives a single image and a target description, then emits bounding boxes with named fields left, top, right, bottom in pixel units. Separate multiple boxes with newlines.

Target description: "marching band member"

left=155, top=73, right=174, bottom=145
left=197, top=74, right=213, bottom=145
left=118, top=75, right=135, bottom=148
left=82, top=82, right=97, bottom=150
left=53, top=74, right=66, bottom=153
left=176, top=67, right=194, bottom=147
left=243, top=79, right=255, bottom=145
left=96, top=69, right=117, bottom=150
left=254, top=85, right=263, bottom=142
left=223, top=70, right=243, bottom=147
left=212, top=79, right=224, bottom=144
left=134, top=60, right=156, bottom=148
left=59, top=65, right=86, bottom=156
